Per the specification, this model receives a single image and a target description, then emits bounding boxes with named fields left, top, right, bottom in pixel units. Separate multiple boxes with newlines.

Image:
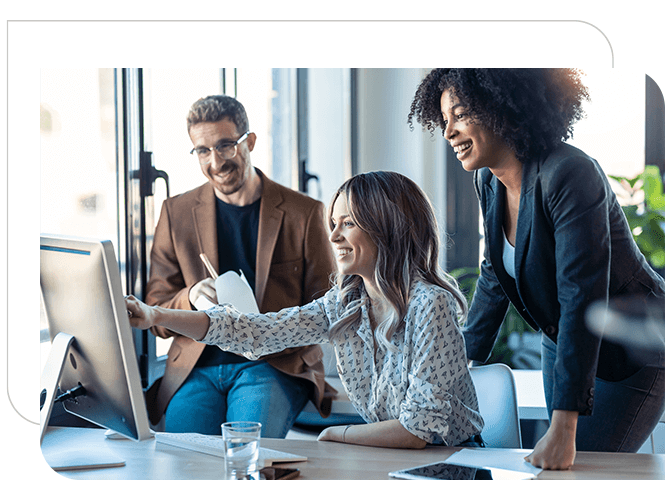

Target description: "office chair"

left=470, top=363, right=523, bottom=448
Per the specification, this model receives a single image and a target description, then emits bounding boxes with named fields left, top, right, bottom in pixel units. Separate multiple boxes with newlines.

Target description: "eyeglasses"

left=190, top=131, right=250, bottom=165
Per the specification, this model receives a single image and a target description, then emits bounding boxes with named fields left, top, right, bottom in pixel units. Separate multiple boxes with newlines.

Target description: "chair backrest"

left=470, top=363, right=522, bottom=448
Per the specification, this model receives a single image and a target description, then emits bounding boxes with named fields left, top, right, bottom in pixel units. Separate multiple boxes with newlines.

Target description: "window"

left=568, top=70, right=646, bottom=178
left=303, top=68, right=353, bottom=202
left=40, top=68, right=118, bottom=362
left=40, top=69, right=118, bottom=248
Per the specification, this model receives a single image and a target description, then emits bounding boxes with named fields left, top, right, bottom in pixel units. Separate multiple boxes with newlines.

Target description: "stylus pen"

left=199, top=253, right=218, bottom=280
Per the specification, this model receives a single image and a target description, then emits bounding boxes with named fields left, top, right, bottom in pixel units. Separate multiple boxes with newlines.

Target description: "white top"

left=202, top=280, right=484, bottom=445
left=502, top=229, right=516, bottom=279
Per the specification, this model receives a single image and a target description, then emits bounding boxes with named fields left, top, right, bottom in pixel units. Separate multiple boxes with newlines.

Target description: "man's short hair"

left=187, top=95, right=249, bottom=134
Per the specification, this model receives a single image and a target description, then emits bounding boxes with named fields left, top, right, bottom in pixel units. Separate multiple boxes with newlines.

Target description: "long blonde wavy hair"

left=326, top=171, right=468, bottom=350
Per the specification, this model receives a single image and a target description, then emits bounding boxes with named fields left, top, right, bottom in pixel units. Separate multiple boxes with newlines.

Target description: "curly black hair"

left=407, top=69, right=590, bottom=162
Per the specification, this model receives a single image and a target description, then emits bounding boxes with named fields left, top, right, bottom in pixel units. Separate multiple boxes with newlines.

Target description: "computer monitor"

left=40, top=234, right=152, bottom=444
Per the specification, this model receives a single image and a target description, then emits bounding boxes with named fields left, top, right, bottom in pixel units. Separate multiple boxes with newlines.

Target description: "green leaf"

left=610, top=173, right=642, bottom=190
left=608, top=166, right=665, bottom=273
left=643, top=165, right=665, bottom=211
left=650, top=249, right=665, bottom=268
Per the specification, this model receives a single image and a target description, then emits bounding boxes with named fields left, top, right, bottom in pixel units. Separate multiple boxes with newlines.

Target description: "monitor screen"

left=40, top=234, right=152, bottom=442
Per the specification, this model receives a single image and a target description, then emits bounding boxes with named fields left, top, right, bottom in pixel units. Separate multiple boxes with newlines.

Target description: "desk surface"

left=42, top=427, right=664, bottom=480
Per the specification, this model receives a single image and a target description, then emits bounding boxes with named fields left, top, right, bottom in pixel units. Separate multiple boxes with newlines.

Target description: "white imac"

left=40, top=234, right=153, bottom=451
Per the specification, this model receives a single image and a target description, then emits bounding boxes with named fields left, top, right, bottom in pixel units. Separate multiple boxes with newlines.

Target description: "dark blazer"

left=144, top=170, right=336, bottom=424
left=463, top=143, right=664, bottom=416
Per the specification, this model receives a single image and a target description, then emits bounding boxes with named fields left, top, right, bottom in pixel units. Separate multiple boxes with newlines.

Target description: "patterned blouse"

left=201, top=279, right=484, bottom=445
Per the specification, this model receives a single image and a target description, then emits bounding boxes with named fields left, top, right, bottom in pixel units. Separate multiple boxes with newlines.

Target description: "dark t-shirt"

left=196, top=197, right=261, bottom=367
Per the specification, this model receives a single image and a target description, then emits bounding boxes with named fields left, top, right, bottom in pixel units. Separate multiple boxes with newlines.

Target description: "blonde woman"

left=126, top=171, right=483, bottom=449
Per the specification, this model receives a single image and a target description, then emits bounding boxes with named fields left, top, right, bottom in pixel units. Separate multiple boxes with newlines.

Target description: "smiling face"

left=440, top=89, right=513, bottom=172
left=329, top=194, right=378, bottom=283
left=188, top=118, right=257, bottom=202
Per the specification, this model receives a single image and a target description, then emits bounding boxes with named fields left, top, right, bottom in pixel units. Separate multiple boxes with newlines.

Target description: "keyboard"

left=154, top=432, right=307, bottom=467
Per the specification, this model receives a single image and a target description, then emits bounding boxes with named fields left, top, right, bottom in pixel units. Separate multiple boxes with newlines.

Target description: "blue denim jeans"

left=541, top=334, right=665, bottom=452
left=164, top=360, right=311, bottom=438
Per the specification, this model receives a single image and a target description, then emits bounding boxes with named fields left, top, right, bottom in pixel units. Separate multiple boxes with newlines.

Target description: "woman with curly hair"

left=409, top=69, right=664, bottom=469
left=126, top=171, right=484, bottom=449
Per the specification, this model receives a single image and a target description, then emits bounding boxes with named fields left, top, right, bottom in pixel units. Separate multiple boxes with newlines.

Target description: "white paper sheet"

left=445, top=448, right=542, bottom=477
left=193, top=270, right=259, bottom=313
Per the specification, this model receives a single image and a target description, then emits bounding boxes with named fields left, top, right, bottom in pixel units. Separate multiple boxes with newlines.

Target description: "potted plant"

left=609, top=165, right=665, bottom=275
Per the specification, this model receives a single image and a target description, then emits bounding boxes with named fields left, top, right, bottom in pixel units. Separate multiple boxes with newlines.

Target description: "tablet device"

left=389, top=461, right=536, bottom=480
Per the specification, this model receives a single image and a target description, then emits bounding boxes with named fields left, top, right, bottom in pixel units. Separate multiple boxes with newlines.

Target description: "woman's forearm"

left=317, top=420, right=427, bottom=449
left=126, top=295, right=210, bottom=341
left=152, top=306, right=210, bottom=341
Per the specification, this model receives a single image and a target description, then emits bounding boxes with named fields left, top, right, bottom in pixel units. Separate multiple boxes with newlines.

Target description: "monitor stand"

left=40, top=332, right=126, bottom=471
left=40, top=332, right=74, bottom=444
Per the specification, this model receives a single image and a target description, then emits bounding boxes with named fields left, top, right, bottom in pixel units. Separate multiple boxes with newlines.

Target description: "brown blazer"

left=144, top=171, right=336, bottom=425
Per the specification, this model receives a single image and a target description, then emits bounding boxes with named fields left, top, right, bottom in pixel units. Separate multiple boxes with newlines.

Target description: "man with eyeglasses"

left=144, top=95, right=335, bottom=437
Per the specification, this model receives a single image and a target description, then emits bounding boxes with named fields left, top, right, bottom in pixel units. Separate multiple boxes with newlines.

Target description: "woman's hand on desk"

left=316, top=425, right=350, bottom=443
left=524, top=409, right=577, bottom=470
left=316, top=421, right=427, bottom=449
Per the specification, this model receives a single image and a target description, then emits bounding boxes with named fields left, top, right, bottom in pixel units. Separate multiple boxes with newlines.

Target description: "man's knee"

left=227, top=363, right=310, bottom=437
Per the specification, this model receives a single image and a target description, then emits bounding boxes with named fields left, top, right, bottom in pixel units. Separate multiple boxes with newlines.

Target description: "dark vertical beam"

left=297, top=69, right=318, bottom=193
left=445, top=146, right=480, bottom=272
left=645, top=75, right=665, bottom=180
left=350, top=69, right=359, bottom=176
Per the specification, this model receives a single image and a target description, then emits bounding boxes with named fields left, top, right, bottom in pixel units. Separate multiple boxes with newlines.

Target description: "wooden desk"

left=42, top=427, right=664, bottom=480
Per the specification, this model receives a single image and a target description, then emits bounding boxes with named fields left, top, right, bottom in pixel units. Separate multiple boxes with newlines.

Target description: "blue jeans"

left=164, top=360, right=311, bottom=438
left=541, top=334, right=665, bottom=452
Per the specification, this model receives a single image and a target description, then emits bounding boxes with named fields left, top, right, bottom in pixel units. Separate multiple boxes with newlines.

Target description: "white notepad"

left=43, top=448, right=126, bottom=471
left=444, top=448, right=541, bottom=476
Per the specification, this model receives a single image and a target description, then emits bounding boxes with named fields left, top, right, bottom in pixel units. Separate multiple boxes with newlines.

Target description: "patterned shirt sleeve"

left=200, top=294, right=333, bottom=359
left=398, top=288, right=483, bottom=445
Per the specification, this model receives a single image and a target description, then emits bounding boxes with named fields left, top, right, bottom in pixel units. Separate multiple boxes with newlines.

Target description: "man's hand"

left=188, top=277, right=217, bottom=308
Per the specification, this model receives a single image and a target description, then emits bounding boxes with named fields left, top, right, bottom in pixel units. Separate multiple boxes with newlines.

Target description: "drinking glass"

left=221, top=421, right=262, bottom=479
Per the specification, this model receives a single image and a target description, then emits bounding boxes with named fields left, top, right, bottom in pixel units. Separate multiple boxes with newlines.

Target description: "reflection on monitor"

left=40, top=234, right=152, bottom=443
